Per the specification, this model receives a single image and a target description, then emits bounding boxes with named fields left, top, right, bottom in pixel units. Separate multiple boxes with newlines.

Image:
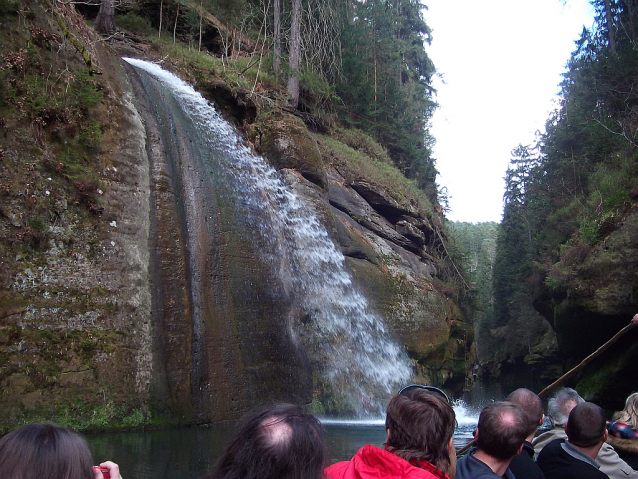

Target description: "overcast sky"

left=424, top=0, right=595, bottom=223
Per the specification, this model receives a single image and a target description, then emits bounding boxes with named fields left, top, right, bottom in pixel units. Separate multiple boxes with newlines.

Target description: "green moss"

left=317, top=135, right=433, bottom=217
left=576, top=357, right=623, bottom=401
left=72, top=70, right=103, bottom=110
left=79, top=118, right=102, bottom=150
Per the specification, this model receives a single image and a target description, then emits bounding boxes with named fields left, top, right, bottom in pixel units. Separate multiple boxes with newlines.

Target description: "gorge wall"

left=0, top=2, right=470, bottom=431
left=533, top=206, right=638, bottom=411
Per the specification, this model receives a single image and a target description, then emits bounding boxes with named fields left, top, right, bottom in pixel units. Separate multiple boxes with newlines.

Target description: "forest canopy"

left=91, top=0, right=440, bottom=202
left=486, top=0, right=638, bottom=382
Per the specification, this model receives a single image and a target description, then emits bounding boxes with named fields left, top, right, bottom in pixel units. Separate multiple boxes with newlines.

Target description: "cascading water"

left=124, top=58, right=412, bottom=417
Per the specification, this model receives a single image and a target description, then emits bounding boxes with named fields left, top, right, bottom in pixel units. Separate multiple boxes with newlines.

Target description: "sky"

left=424, top=0, right=595, bottom=223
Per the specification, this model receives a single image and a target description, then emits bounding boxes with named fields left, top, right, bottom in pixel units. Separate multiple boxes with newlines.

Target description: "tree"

left=94, top=0, right=116, bottom=35
left=287, top=0, right=302, bottom=107
left=336, top=0, right=437, bottom=196
left=273, top=0, right=281, bottom=78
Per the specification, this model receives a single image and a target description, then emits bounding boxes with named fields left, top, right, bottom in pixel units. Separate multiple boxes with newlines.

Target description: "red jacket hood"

left=325, top=444, right=449, bottom=479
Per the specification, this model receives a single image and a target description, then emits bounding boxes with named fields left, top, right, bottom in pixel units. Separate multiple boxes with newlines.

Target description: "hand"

left=632, top=313, right=638, bottom=326
left=93, top=461, right=122, bottom=479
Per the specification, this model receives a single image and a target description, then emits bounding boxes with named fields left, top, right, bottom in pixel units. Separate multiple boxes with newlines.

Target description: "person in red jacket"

left=325, top=386, right=457, bottom=479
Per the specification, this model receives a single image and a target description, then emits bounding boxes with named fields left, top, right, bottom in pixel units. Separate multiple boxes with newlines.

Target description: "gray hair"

left=548, top=388, right=584, bottom=427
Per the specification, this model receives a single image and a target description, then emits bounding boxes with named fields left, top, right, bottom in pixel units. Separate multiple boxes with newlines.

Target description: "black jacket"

left=508, top=441, right=545, bottom=479
left=537, top=439, right=609, bottom=479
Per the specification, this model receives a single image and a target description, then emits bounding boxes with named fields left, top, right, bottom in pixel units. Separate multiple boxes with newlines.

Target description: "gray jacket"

left=533, top=427, right=638, bottom=479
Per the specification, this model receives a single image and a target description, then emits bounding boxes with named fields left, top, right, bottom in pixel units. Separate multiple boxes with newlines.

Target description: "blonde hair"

left=614, top=392, right=638, bottom=428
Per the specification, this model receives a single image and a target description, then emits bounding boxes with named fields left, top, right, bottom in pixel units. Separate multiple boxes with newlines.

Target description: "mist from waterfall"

left=124, top=58, right=412, bottom=417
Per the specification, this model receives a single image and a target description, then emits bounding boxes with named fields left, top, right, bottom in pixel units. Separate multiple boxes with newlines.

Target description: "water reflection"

left=87, top=424, right=234, bottom=479
left=87, top=416, right=477, bottom=479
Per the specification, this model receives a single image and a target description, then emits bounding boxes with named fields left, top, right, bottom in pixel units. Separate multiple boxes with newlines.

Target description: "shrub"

left=0, top=0, right=18, bottom=15
left=115, top=13, right=154, bottom=36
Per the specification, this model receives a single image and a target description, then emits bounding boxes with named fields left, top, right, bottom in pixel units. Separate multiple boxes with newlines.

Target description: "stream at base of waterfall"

left=86, top=401, right=480, bottom=479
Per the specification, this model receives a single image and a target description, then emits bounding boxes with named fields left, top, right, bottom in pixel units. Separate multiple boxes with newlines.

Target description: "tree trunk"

left=159, top=0, right=164, bottom=39
left=626, top=0, right=636, bottom=45
left=273, top=0, right=281, bottom=78
left=605, top=0, right=616, bottom=53
left=287, top=0, right=301, bottom=108
left=198, top=0, right=203, bottom=51
left=94, top=0, right=116, bottom=35
left=173, top=1, right=180, bottom=45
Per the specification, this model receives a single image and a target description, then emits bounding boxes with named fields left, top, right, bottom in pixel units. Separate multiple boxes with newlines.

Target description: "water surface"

left=87, top=408, right=478, bottom=479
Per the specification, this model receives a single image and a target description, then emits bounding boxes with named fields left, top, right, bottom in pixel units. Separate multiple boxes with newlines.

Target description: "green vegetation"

left=318, top=131, right=434, bottom=216
left=490, top=1, right=638, bottom=368
left=115, top=13, right=154, bottom=36
left=446, top=221, right=498, bottom=324
left=109, top=0, right=439, bottom=204
left=0, top=0, right=455, bottom=431
left=0, top=0, right=18, bottom=16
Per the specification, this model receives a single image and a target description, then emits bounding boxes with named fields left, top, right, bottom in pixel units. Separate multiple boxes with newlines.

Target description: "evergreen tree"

left=336, top=0, right=438, bottom=199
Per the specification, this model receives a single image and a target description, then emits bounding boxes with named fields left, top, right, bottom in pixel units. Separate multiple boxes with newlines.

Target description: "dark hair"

left=398, top=384, right=450, bottom=404
left=506, top=388, right=544, bottom=437
left=0, top=422, right=94, bottom=479
left=385, top=388, right=456, bottom=472
left=566, top=402, right=606, bottom=448
left=476, top=401, right=528, bottom=461
left=208, top=403, right=328, bottom=479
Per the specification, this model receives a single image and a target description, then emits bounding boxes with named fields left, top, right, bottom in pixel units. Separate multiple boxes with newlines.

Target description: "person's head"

left=210, top=403, right=328, bottom=479
left=398, top=384, right=450, bottom=404
left=475, top=401, right=528, bottom=462
left=506, top=388, right=544, bottom=438
left=0, top=422, right=94, bottom=479
left=614, top=392, right=638, bottom=428
left=385, top=386, right=456, bottom=475
left=547, top=387, right=584, bottom=427
left=566, top=402, right=607, bottom=449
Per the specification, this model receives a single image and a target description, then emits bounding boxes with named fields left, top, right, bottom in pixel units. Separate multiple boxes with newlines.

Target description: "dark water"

left=87, top=415, right=478, bottom=479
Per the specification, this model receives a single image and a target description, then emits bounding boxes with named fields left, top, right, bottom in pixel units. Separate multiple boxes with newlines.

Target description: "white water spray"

left=124, top=58, right=412, bottom=416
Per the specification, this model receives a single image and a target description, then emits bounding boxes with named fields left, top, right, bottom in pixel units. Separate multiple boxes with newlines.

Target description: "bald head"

left=476, top=401, right=528, bottom=461
left=507, top=388, right=544, bottom=437
left=261, top=417, right=293, bottom=447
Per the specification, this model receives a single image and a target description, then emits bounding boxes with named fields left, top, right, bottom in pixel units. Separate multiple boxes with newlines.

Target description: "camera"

left=93, top=466, right=110, bottom=479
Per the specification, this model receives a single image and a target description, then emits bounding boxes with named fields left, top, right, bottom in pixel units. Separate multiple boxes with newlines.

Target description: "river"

left=86, top=402, right=479, bottom=479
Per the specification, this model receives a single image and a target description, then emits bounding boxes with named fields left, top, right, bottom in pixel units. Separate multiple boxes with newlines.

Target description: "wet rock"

left=198, top=79, right=257, bottom=125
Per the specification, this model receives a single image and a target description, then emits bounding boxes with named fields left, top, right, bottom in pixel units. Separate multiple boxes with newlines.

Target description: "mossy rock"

left=257, top=111, right=327, bottom=188
left=575, top=330, right=638, bottom=412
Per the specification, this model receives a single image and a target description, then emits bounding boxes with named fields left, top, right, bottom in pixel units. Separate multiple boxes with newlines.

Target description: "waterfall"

left=124, top=58, right=412, bottom=417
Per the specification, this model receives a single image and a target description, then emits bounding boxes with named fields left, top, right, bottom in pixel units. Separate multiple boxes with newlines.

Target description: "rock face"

left=0, top=2, right=155, bottom=430
left=255, top=113, right=471, bottom=395
left=0, top=2, right=470, bottom=431
left=533, top=206, right=638, bottom=410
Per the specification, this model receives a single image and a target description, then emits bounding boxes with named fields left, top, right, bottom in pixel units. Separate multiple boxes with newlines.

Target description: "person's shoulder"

left=325, top=446, right=377, bottom=479
left=455, top=452, right=500, bottom=479
left=509, top=450, right=546, bottom=479
left=608, top=422, right=638, bottom=439
left=325, top=459, right=351, bottom=479
left=537, top=438, right=565, bottom=455
left=536, top=437, right=567, bottom=470
left=533, top=428, right=566, bottom=454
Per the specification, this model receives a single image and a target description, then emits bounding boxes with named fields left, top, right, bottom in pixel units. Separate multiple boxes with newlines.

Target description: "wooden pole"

left=538, top=321, right=636, bottom=398
left=456, top=319, right=637, bottom=455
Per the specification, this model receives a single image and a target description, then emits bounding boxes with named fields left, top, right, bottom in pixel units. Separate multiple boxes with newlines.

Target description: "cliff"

left=0, top=1, right=470, bottom=431
left=533, top=205, right=638, bottom=410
